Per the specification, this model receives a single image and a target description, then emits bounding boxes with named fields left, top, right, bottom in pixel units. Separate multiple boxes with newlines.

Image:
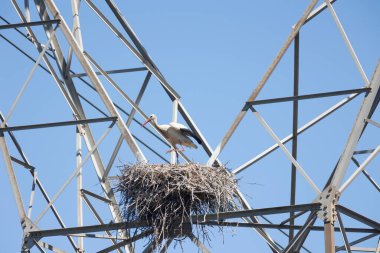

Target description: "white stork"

left=142, top=114, right=202, bottom=153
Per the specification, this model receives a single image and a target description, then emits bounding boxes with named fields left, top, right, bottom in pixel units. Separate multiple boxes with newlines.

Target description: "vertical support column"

left=324, top=222, right=336, bottom=253
left=71, top=0, right=83, bottom=48
left=290, top=33, right=300, bottom=242
left=76, top=127, right=83, bottom=252
left=171, top=99, right=179, bottom=164
left=72, top=5, right=84, bottom=248
left=67, top=0, right=83, bottom=77
left=318, top=186, right=339, bottom=253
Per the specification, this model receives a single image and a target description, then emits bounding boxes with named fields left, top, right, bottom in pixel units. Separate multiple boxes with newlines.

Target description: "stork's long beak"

left=142, top=118, right=151, bottom=127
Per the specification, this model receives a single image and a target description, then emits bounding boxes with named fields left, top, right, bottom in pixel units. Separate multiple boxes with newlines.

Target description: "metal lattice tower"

left=0, top=0, right=379, bottom=252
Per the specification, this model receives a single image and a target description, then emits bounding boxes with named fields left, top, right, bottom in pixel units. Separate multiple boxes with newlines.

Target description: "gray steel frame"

left=0, top=0, right=379, bottom=252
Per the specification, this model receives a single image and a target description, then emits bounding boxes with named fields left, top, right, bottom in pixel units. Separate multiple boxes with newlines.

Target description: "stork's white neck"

left=151, top=117, right=159, bottom=127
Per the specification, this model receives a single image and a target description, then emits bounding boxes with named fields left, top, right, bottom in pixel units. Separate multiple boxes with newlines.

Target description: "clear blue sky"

left=0, top=0, right=379, bottom=252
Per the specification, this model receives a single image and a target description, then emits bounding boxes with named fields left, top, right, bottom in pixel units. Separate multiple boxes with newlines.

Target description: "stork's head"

left=142, top=114, right=157, bottom=127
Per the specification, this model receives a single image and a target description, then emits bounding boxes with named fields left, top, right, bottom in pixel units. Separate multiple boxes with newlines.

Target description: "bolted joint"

left=317, top=186, right=340, bottom=224
left=21, top=218, right=40, bottom=252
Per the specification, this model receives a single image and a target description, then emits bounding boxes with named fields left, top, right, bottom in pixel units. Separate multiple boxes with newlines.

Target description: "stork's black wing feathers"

left=180, top=128, right=202, bottom=144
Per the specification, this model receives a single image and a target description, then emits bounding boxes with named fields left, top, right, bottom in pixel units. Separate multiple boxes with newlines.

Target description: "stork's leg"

left=165, top=147, right=175, bottom=153
left=165, top=146, right=184, bottom=154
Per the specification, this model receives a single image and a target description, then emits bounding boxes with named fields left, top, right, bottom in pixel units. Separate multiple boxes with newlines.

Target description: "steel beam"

left=304, top=0, right=337, bottom=24
left=324, top=222, right=336, bottom=253
left=82, top=194, right=123, bottom=253
left=361, top=169, right=380, bottom=193
left=0, top=117, right=117, bottom=132
left=340, top=145, right=380, bottom=193
left=337, top=205, right=380, bottom=231
left=191, top=203, right=320, bottom=223
left=10, top=156, right=34, bottom=170
left=0, top=19, right=60, bottom=30
left=70, top=67, right=147, bottom=78
left=336, top=211, right=352, bottom=253
left=33, top=239, right=47, bottom=253
left=28, top=216, right=379, bottom=240
left=325, top=0, right=369, bottom=85
left=350, top=247, right=377, bottom=252
left=35, top=241, right=65, bottom=253
left=0, top=133, right=27, bottom=229
left=283, top=212, right=318, bottom=253
left=29, top=204, right=319, bottom=249
left=367, top=118, right=380, bottom=128
left=250, top=107, right=321, bottom=194
left=81, top=189, right=112, bottom=204
left=202, top=221, right=378, bottom=233
left=354, top=149, right=376, bottom=155
left=96, top=230, right=153, bottom=253
left=336, top=234, right=378, bottom=252
left=247, top=88, right=370, bottom=106
left=290, top=32, right=300, bottom=242
left=67, top=233, right=129, bottom=240
left=190, top=234, right=211, bottom=253
left=76, top=127, right=84, bottom=252
left=280, top=210, right=308, bottom=225
left=29, top=221, right=146, bottom=238
left=65, top=0, right=83, bottom=78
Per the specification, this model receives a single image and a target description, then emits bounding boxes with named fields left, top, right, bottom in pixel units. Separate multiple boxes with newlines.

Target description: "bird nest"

left=114, top=163, right=239, bottom=249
